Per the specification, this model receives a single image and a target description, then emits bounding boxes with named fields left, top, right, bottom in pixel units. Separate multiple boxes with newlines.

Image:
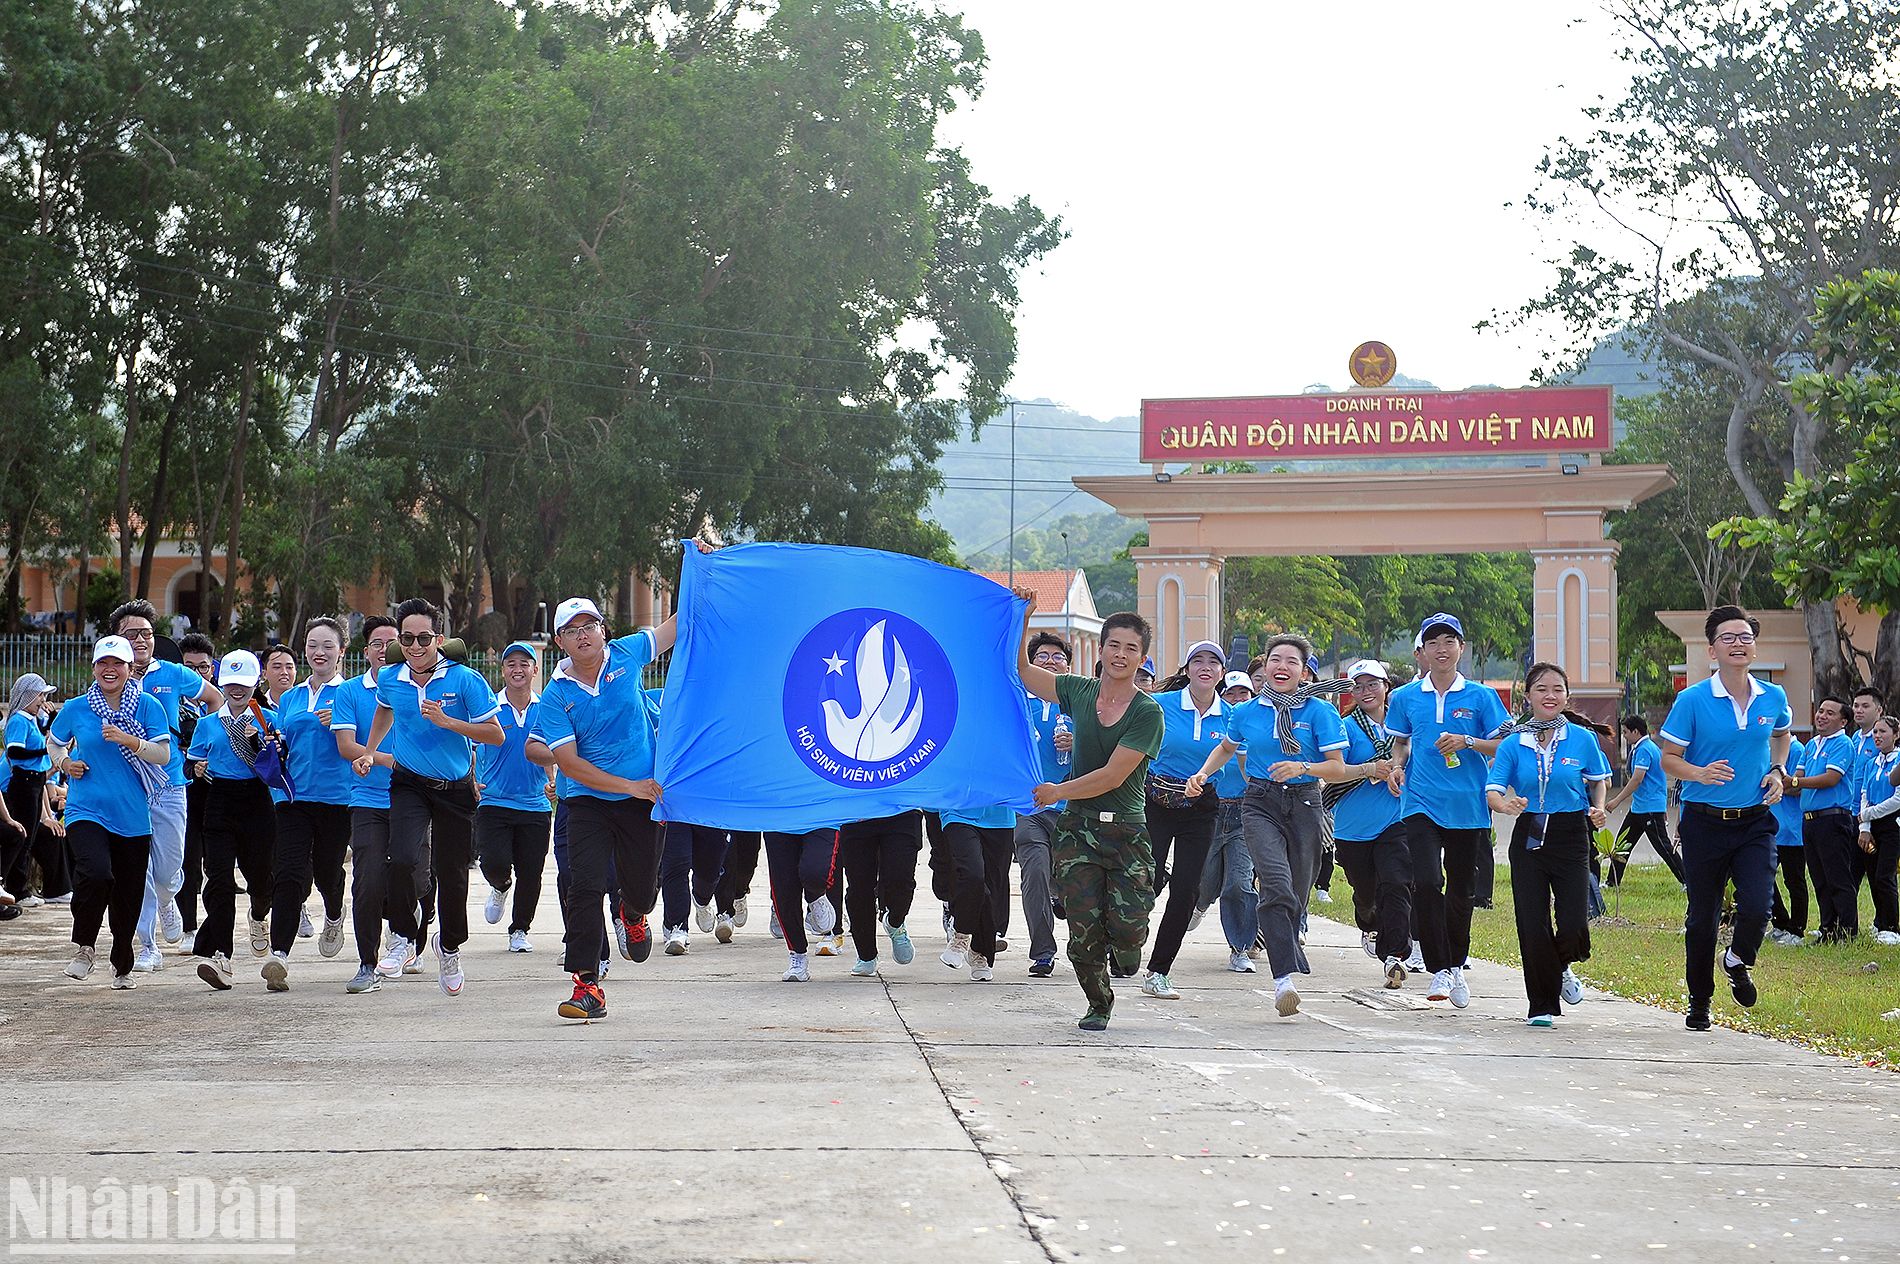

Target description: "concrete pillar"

left=1532, top=540, right=1621, bottom=717
left=1136, top=552, right=1223, bottom=672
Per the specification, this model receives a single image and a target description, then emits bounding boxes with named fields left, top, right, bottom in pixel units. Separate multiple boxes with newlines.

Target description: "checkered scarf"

left=85, top=682, right=171, bottom=798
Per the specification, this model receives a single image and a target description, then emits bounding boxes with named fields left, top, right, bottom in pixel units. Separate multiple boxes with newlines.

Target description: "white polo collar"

left=1708, top=671, right=1764, bottom=729
left=1419, top=671, right=1468, bottom=696
left=500, top=692, right=539, bottom=727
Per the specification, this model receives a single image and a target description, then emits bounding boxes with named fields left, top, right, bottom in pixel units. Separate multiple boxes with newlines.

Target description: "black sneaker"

left=1685, top=998, right=1712, bottom=1031
left=1051, top=897, right=1066, bottom=921
left=1028, top=956, right=1054, bottom=978
left=558, top=976, right=606, bottom=1021
left=1725, top=959, right=1758, bottom=1008
left=1077, top=1009, right=1109, bottom=1032
left=619, top=906, right=652, bottom=963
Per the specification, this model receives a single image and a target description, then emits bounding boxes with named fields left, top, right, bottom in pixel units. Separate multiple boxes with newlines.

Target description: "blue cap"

left=501, top=640, right=538, bottom=661
left=1139, top=657, right=1156, bottom=676
left=1420, top=612, right=1465, bottom=640
left=1305, top=654, right=1321, bottom=675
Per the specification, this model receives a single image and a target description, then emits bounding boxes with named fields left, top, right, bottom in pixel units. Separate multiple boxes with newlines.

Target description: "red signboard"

left=1140, top=386, right=1614, bottom=463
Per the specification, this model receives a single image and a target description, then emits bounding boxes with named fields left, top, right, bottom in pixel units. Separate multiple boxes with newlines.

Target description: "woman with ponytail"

left=1485, top=662, right=1612, bottom=1027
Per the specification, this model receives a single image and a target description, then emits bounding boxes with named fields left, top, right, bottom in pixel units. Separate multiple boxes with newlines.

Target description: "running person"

left=1659, top=604, right=1792, bottom=1031
left=4, top=675, right=65, bottom=906
left=764, top=827, right=841, bottom=982
left=936, top=805, right=1010, bottom=982
left=1318, top=659, right=1411, bottom=990
left=174, top=634, right=218, bottom=950
left=1788, top=695, right=1858, bottom=942
left=476, top=641, right=552, bottom=955
left=838, top=810, right=921, bottom=976
left=1485, top=663, right=1612, bottom=1026
left=1014, top=631, right=1073, bottom=977
left=1385, top=613, right=1509, bottom=1010
left=48, top=636, right=173, bottom=987
left=1016, top=593, right=1164, bottom=1033
left=1186, top=636, right=1348, bottom=1017
left=1602, top=715, right=1683, bottom=886
left=1192, top=670, right=1258, bottom=974
left=1139, top=641, right=1234, bottom=1000
left=184, top=651, right=279, bottom=991
left=356, top=598, right=504, bottom=998
left=1854, top=715, right=1900, bottom=945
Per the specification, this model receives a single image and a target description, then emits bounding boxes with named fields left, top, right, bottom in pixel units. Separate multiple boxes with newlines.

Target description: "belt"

left=1803, top=807, right=1851, bottom=821
left=392, top=766, right=470, bottom=794
left=1685, top=801, right=1770, bottom=822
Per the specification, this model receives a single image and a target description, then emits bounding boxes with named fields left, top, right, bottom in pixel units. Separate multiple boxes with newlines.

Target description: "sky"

left=932, top=2, right=1637, bottom=420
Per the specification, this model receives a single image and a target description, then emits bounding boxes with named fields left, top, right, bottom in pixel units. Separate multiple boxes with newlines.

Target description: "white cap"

left=92, top=636, right=135, bottom=664
left=1182, top=639, right=1225, bottom=666
left=218, top=650, right=262, bottom=688
left=1346, top=658, right=1390, bottom=681
left=1412, top=631, right=1424, bottom=651
left=554, top=597, right=604, bottom=631
left=1222, top=671, right=1254, bottom=693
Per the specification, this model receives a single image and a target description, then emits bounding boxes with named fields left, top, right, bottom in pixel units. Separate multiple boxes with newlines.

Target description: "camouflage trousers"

left=1053, top=813, right=1157, bottom=1015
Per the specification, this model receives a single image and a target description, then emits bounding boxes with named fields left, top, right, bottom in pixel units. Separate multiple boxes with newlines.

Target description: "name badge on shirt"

left=606, top=667, right=626, bottom=683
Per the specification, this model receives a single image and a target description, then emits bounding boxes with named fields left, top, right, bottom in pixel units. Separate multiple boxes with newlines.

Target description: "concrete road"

left=2, top=865, right=1895, bottom=1263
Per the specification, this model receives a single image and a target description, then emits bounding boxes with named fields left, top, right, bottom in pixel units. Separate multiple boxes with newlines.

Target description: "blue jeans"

left=137, top=783, right=188, bottom=948
left=1199, top=798, right=1257, bottom=951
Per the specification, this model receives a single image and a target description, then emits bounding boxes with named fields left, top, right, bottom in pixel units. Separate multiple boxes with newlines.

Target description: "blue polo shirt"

left=1660, top=673, right=1792, bottom=810
left=1151, top=689, right=1235, bottom=781
left=1627, top=736, right=1667, bottom=814
left=135, top=659, right=209, bottom=787
left=6, top=710, right=50, bottom=774
left=1022, top=691, right=1069, bottom=813
left=1228, top=696, right=1346, bottom=786
left=1856, top=747, right=1899, bottom=816
left=535, top=633, right=658, bottom=802
left=274, top=677, right=353, bottom=806
left=940, top=803, right=1015, bottom=830
left=374, top=660, right=500, bottom=783
left=186, top=702, right=285, bottom=797
left=1487, top=724, right=1613, bottom=815
left=477, top=694, right=552, bottom=814
left=1772, top=790, right=1804, bottom=847
left=1386, top=673, right=1512, bottom=829
left=1798, top=731, right=1856, bottom=813
left=329, top=672, right=391, bottom=809
left=49, top=691, right=171, bottom=837
left=1332, top=713, right=1402, bottom=842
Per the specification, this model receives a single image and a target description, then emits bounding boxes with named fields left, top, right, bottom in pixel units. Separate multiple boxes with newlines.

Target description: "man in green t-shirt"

left=1016, top=591, right=1165, bottom=1031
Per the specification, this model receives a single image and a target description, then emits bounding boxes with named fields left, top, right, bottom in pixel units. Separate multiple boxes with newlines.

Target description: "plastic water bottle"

left=1054, top=713, right=1073, bottom=767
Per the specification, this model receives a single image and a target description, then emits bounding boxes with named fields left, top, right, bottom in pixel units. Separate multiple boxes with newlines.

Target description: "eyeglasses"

left=367, top=638, right=398, bottom=650
left=1031, top=653, right=1069, bottom=666
left=397, top=632, right=438, bottom=647
left=1714, top=631, right=1757, bottom=645
left=560, top=620, right=605, bottom=638
left=120, top=628, right=155, bottom=641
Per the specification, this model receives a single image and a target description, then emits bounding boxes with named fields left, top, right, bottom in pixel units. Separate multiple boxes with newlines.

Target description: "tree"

left=1510, top=0, right=1900, bottom=697
left=1716, top=270, right=1900, bottom=705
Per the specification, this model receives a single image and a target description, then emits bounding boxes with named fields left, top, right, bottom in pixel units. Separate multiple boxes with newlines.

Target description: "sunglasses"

left=397, top=632, right=438, bottom=647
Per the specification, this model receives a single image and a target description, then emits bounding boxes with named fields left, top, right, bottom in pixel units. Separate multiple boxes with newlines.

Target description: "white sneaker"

left=1227, top=951, right=1255, bottom=973
left=64, top=945, right=96, bottom=980
left=1361, top=930, right=1377, bottom=959
left=941, top=932, right=970, bottom=970
left=1406, top=943, right=1426, bottom=973
left=1187, top=905, right=1206, bottom=932
left=198, top=952, right=234, bottom=990
left=157, top=898, right=184, bottom=944
left=694, top=900, right=715, bottom=933
left=769, top=910, right=783, bottom=940
left=1560, top=968, right=1584, bottom=1006
left=45, top=891, right=73, bottom=905
left=17, top=893, right=44, bottom=908
left=807, top=894, right=837, bottom=936
left=941, top=902, right=954, bottom=943
left=179, top=930, right=196, bottom=955
left=1313, top=889, right=1333, bottom=905
left=813, top=933, right=842, bottom=957
left=1383, top=956, right=1407, bottom=989
left=434, top=931, right=463, bottom=997
left=714, top=913, right=735, bottom=943
left=1427, top=969, right=1453, bottom=1002
left=664, top=927, right=689, bottom=956
left=262, top=951, right=289, bottom=992
left=1874, top=930, right=1900, bottom=946
left=1274, top=975, right=1301, bottom=1016
left=782, top=951, right=810, bottom=982
left=969, top=955, right=994, bottom=982
left=484, top=885, right=508, bottom=925
left=732, top=896, right=749, bottom=928
left=1140, top=971, right=1180, bottom=998
left=133, top=945, right=164, bottom=973
left=1246, top=946, right=1265, bottom=962
left=111, top=972, right=136, bottom=990
left=248, top=915, right=270, bottom=957
left=297, top=907, right=314, bottom=939
left=376, top=935, right=411, bottom=980
left=1448, top=967, right=1471, bottom=1009
left=508, top=929, right=532, bottom=953
left=318, top=917, right=345, bottom=959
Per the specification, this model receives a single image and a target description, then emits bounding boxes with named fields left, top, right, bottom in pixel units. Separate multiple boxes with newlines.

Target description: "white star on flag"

left=822, top=652, right=846, bottom=675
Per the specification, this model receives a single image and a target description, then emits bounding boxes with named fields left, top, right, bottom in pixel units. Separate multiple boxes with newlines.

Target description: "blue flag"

left=656, top=542, right=1041, bottom=831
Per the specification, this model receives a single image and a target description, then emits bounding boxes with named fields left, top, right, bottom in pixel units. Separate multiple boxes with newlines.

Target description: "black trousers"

left=659, top=821, right=728, bottom=931
left=1805, top=810, right=1861, bottom=939
left=194, top=777, right=275, bottom=961
left=476, top=805, right=551, bottom=933
left=1681, top=805, right=1775, bottom=1002
left=922, top=811, right=956, bottom=904
left=1608, top=810, right=1684, bottom=884
left=1771, top=844, right=1812, bottom=936
left=1508, top=811, right=1592, bottom=1019
left=764, top=828, right=840, bottom=955
left=562, top=796, right=661, bottom=976
left=1405, top=814, right=1485, bottom=973
left=839, top=812, right=922, bottom=960
left=938, top=822, right=1009, bottom=962
left=349, top=807, right=395, bottom=967
left=714, top=831, right=761, bottom=915
left=389, top=769, right=477, bottom=953
left=1144, top=797, right=1218, bottom=974
left=1868, top=815, right=1900, bottom=933
left=270, top=800, right=350, bottom=954
left=177, top=776, right=207, bottom=930
left=1336, top=820, right=1414, bottom=961
left=66, top=820, right=151, bottom=978
left=2, top=770, right=47, bottom=894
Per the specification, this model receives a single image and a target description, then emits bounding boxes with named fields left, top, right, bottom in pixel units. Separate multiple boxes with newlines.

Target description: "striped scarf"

left=1500, top=716, right=1568, bottom=810
left=1257, top=679, right=1354, bottom=754
left=221, top=706, right=264, bottom=771
left=85, top=682, right=171, bottom=799
left=1321, top=707, right=1392, bottom=811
